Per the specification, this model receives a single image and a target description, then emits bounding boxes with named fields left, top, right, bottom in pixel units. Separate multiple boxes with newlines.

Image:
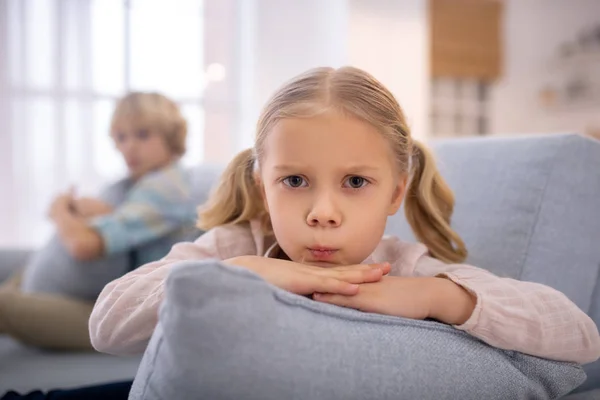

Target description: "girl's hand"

left=313, top=276, right=476, bottom=324
left=224, top=256, right=391, bottom=296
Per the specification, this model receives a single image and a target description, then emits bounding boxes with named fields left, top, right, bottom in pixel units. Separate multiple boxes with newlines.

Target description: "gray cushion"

left=19, top=179, right=134, bottom=300
left=187, top=163, right=224, bottom=205
left=386, top=133, right=600, bottom=392
left=0, top=249, right=32, bottom=284
left=130, top=261, right=586, bottom=400
left=20, top=236, right=132, bottom=301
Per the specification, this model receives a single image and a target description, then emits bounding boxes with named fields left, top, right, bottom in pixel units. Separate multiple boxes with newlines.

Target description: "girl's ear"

left=254, top=173, right=269, bottom=212
left=388, top=175, right=407, bottom=216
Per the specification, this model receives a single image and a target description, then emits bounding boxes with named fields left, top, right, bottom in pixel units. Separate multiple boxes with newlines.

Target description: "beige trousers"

left=0, top=271, right=95, bottom=351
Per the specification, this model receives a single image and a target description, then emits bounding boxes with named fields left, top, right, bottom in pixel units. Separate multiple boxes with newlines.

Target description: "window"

left=430, top=78, right=490, bottom=138
left=1, top=0, right=207, bottom=245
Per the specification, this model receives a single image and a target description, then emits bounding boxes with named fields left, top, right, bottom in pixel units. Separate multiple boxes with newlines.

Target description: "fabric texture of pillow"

left=130, top=261, right=586, bottom=400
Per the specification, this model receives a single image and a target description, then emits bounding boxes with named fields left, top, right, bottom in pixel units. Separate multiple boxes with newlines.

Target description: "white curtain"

left=0, top=0, right=211, bottom=246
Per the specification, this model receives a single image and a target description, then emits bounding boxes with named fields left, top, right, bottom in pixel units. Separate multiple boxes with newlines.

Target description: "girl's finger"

left=313, top=267, right=384, bottom=284
left=373, top=262, right=391, bottom=274
left=313, top=293, right=361, bottom=309
left=303, top=263, right=389, bottom=273
left=311, top=276, right=360, bottom=296
left=341, top=263, right=390, bottom=272
left=331, top=265, right=371, bottom=271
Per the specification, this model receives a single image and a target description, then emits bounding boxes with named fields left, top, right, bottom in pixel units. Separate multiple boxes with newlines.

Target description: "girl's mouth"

left=307, top=247, right=338, bottom=260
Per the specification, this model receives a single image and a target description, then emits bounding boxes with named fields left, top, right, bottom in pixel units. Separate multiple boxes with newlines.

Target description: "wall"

left=234, top=0, right=350, bottom=151
left=348, top=0, right=429, bottom=140
left=232, top=0, right=429, bottom=152
left=490, top=0, right=600, bottom=136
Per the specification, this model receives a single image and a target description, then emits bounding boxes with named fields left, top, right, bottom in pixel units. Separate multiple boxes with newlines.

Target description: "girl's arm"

left=89, top=227, right=240, bottom=355
left=415, top=256, right=600, bottom=364
left=90, top=225, right=388, bottom=355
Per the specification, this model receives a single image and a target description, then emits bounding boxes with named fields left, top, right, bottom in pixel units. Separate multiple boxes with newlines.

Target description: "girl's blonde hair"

left=110, top=92, right=187, bottom=156
left=199, top=67, right=467, bottom=263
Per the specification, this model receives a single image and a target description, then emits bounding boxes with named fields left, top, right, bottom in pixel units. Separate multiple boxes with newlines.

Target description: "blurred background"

left=0, top=0, right=599, bottom=248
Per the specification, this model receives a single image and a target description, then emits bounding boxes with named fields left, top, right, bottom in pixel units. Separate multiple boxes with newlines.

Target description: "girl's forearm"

left=427, top=277, right=477, bottom=325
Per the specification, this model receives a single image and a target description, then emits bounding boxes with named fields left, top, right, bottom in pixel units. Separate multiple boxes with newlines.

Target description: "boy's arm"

left=73, top=197, right=114, bottom=219
left=49, top=194, right=104, bottom=261
left=88, top=168, right=196, bottom=258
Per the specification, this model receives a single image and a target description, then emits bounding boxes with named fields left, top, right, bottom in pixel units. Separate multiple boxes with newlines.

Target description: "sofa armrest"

left=0, top=248, right=33, bottom=284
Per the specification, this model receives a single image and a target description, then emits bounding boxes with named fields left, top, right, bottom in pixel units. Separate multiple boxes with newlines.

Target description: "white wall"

left=348, top=0, right=429, bottom=140
left=236, top=0, right=350, bottom=151
left=490, top=0, right=600, bottom=136
left=236, top=0, right=429, bottom=150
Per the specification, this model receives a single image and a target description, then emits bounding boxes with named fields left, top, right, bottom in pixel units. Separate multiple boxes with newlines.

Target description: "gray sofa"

left=0, top=133, right=599, bottom=398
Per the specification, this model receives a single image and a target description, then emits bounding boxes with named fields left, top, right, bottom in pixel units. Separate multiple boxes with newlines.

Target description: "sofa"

left=0, top=133, right=598, bottom=398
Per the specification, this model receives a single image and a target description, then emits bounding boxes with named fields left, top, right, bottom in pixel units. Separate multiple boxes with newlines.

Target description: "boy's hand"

left=74, top=197, right=114, bottom=218
left=224, top=256, right=390, bottom=296
left=48, top=193, right=75, bottom=220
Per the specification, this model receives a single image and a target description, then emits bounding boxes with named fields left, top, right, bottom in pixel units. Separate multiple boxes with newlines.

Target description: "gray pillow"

left=20, top=235, right=131, bottom=300
left=20, top=179, right=132, bottom=300
left=130, top=261, right=586, bottom=400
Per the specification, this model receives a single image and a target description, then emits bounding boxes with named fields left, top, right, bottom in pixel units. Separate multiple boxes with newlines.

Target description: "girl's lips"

left=308, top=248, right=338, bottom=260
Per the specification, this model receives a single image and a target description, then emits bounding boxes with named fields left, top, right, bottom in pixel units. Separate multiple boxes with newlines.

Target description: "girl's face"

left=259, top=112, right=406, bottom=267
left=113, top=126, right=174, bottom=180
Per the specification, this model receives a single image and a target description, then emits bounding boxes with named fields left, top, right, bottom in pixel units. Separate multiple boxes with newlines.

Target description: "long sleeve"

left=89, top=224, right=257, bottom=355
left=89, top=164, right=196, bottom=256
left=413, top=255, right=600, bottom=364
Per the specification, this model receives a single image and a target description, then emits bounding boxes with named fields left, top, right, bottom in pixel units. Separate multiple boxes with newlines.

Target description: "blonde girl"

left=90, top=68, right=600, bottom=364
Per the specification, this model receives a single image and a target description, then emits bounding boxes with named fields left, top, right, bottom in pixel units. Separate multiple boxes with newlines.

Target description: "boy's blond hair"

left=110, top=92, right=187, bottom=156
left=199, top=67, right=467, bottom=264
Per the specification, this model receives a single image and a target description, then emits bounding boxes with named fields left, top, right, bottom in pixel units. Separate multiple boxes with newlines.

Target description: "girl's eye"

left=344, top=176, right=368, bottom=189
left=282, top=175, right=307, bottom=188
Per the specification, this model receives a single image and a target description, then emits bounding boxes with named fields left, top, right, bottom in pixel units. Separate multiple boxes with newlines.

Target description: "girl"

left=0, top=92, right=198, bottom=351
left=90, top=67, right=600, bottom=364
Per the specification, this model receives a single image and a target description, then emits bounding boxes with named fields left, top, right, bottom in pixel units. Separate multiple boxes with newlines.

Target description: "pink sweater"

left=89, top=219, right=600, bottom=364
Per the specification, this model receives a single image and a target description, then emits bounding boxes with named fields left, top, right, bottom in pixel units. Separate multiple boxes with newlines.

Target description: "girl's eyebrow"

left=272, top=165, right=306, bottom=172
left=343, top=165, right=381, bottom=173
left=273, top=164, right=381, bottom=174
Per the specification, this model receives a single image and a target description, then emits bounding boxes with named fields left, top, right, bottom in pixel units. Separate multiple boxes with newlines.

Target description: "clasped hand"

left=224, top=256, right=445, bottom=321
left=48, top=190, right=113, bottom=220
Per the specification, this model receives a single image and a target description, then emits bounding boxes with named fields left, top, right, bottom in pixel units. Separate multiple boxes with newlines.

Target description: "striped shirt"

left=90, top=162, right=200, bottom=267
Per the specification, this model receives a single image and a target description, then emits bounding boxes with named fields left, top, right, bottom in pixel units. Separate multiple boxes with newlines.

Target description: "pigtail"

left=404, top=141, right=467, bottom=264
left=197, top=148, right=268, bottom=231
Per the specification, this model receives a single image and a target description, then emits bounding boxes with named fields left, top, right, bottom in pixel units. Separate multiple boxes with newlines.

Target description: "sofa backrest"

left=188, top=133, right=600, bottom=389
left=387, top=133, right=600, bottom=315
left=387, top=133, right=600, bottom=392
left=190, top=134, right=600, bottom=315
